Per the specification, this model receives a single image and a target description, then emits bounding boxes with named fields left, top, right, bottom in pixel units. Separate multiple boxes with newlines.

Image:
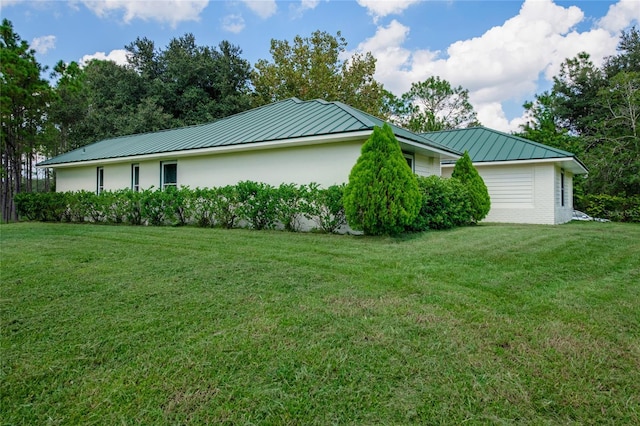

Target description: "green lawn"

left=1, top=222, right=639, bottom=425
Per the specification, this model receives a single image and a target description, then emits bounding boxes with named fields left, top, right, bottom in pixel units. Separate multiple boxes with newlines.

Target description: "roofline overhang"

left=396, top=137, right=461, bottom=160
left=38, top=129, right=462, bottom=168
left=38, top=130, right=374, bottom=169
left=441, top=156, right=588, bottom=174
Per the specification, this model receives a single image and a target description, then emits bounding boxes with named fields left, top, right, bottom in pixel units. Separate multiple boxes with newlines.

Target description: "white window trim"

left=161, top=161, right=177, bottom=190
left=97, top=167, right=104, bottom=195
left=403, top=152, right=415, bottom=173
left=560, top=168, right=565, bottom=207
left=131, top=164, right=140, bottom=192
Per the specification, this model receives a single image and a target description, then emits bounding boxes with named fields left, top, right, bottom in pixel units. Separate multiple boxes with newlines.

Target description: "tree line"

left=2, top=17, right=638, bottom=221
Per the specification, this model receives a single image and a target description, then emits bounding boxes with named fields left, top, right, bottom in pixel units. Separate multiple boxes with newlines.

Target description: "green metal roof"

left=39, top=98, right=459, bottom=166
left=424, top=127, right=587, bottom=173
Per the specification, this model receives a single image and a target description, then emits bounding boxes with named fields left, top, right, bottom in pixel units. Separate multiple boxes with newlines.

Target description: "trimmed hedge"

left=15, top=176, right=487, bottom=233
left=14, top=183, right=349, bottom=233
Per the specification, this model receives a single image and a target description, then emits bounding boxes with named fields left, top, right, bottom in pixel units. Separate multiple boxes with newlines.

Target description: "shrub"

left=576, top=194, right=640, bottom=223
left=451, top=151, right=490, bottom=223
left=140, top=188, right=174, bottom=226
left=211, top=185, right=240, bottom=229
left=15, top=192, right=42, bottom=221
left=409, top=176, right=472, bottom=231
left=275, top=183, right=310, bottom=232
left=192, top=188, right=216, bottom=227
left=308, top=184, right=347, bottom=233
left=343, top=124, right=421, bottom=235
left=121, top=189, right=143, bottom=225
left=236, top=181, right=278, bottom=230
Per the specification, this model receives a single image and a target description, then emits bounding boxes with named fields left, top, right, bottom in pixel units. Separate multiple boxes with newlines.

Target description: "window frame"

left=403, top=152, right=415, bottom=173
left=161, top=161, right=177, bottom=190
left=560, top=168, right=565, bottom=207
left=96, top=166, right=104, bottom=195
left=131, top=164, right=140, bottom=192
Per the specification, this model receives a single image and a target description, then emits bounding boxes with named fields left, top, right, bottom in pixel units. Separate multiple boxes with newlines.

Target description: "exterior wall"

left=415, top=153, right=440, bottom=177
left=53, top=140, right=365, bottom=192
left=104, top=163, right=131, bottom=191
left=55, top=167, right=97, bottom=192
left=442, top=163, right=559, bottom=225
left=178, top=141, right=363, bottom=188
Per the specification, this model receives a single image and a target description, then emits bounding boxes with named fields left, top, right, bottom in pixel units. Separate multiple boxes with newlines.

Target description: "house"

left=425, top=127, right=588, bottom=225
left=38, top=98, right=459, bottom=193
left=38, top=99, right=587, bottom=226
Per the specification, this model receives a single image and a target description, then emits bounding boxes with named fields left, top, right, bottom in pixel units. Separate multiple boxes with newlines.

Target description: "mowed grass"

left=1, top=222, right=639, bottom=425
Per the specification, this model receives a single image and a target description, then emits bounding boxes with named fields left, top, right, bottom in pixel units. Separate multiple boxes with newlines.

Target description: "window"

left=403, top=152, right=415, bottom=173
left=97, top=167, right=104, bottom=194
left=161, top=161, right=177, bottom=190
left=560, top=168, right=565, bottom=207
left=131, top=164, right=140, bottom=192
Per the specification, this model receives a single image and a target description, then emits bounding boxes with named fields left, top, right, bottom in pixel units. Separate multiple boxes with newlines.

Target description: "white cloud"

left=300, top=0, right=320, bottom=11
left=80, top=0, right=208, bottom=27
left=356, top=0, right=422, bottom=22
left=241, top=0, right=277, bottom=19
left=31, top=35, right=56, bottom=54
left=222, top=14, right=245, bottom=33
left=79, top=49, right=130, bottom=67
left=349, top=0, right=624, bottom=132
left=290, top=0, right=320, bottom=18
left=597, top=0, right=640, bottom=33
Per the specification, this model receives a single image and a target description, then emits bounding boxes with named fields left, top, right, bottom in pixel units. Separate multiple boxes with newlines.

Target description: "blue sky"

left=2, top=0, right=639, bottom=130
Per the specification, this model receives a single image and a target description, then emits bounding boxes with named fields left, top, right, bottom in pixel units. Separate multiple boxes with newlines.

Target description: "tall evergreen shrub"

left=343, top=124, right=421, bottom=235
left=451, top=151, right=490, bottom=223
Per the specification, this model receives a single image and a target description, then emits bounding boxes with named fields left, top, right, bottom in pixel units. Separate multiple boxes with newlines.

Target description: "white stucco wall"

left=55, top=167, right=97, bottom=192
left=52, top=140, right=366, bottom=192
left=179, top=141, right=363, bottom=188
left=442, top=162, right=562, bottom=225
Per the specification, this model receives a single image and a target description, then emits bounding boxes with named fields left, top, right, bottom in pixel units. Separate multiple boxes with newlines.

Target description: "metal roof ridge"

left=325, top=100, right=377, bottom=128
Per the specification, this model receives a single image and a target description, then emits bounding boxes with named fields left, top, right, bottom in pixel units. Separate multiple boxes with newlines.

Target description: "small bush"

left=308, top=184, right=347, bottom=233
left=409, top=176, right=472, bottom=231
left=15, top=192, right=42, bottom=221
left=192, top=188, right=216, bottom=227
left=210, top=185, right=239, bottom=229
left=140, top=188, right=173, bottom=226
left=275, top=183, right=311, bottom=232
left=236, top=181, right=278, bottom=230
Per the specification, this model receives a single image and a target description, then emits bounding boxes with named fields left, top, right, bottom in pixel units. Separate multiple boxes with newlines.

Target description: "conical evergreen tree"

left=451, top=151, right=490, bottom=223
left=344, top=124, right=421, bottom=235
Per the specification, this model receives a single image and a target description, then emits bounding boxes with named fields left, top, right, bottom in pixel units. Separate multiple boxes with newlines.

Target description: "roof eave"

left=441, top=156, right=588, bottom=174
left=37, top=130, right=374, bottom=168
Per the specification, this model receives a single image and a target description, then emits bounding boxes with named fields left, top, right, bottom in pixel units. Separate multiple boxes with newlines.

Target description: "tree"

left=48, top=61, right=89, bottom=154
left=393, top=76, right=480, bottom=132
left=588, top=71, right=640, bottom=195
left=1, top=19, right=53, bottom=221
left=519, top=28, right=640, bottom=198
left=252, top=30, right=388, bottom=117
left=343, top=124, right=420, bottom=235
left=517, top=92, right=583, bottom=155
left=451, top=151, right=490, bottom=223
left=551, top=52, right=605, bottom=137
left=148, top=34, right=252, bottom=125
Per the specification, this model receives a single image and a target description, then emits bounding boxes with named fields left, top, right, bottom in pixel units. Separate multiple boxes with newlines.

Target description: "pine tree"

left=343, top=124, right=421, bottom=235
left=451, top=151, right=490, bottom=223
